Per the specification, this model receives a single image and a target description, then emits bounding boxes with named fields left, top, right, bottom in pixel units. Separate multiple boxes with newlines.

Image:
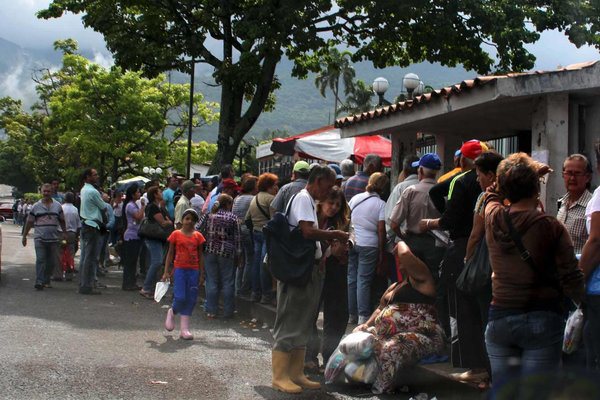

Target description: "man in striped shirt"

left=342, top=154, right=382, bottom=201
left=22, top=183, right=67, bottom=290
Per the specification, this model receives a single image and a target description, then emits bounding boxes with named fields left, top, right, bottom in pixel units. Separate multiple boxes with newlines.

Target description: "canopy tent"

left=271, top=125, right=391, bottom=167
left=114, top=176, right=150, bottom=192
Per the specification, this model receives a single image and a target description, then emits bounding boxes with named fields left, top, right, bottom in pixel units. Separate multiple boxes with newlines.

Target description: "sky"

left=0, top=0, right=598, bottom=71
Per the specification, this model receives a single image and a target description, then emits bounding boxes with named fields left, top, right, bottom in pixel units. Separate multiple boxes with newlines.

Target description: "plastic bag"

left=324, top=349, right=349, bottom=384
left=344, top=357, right=379, bottom=384
left=154, top=280, right=170, bottom=303
left=339, top=331, right=375, bottom=359
left=563, top=307, right=584, bottom=354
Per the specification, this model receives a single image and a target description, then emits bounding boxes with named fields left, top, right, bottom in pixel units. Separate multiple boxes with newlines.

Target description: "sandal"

left=139, top=290, right=154, bottom=299
left=205, top=313, right=217, bottom=319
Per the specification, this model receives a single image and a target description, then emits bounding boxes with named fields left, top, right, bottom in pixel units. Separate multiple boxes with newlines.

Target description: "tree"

left=0, top=41, right=219, bottom=189
left=337, top=80, right=374, bottom=116
left=314, top=48, right=356, bottom=118
left=167, top=141, right=217, bottom=176
left=39, top=1, right=600, bottom=172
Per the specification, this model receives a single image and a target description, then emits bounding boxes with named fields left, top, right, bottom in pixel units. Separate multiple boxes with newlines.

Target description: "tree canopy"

left=0, top=41, right=219, bottom=192
left=39, top=0, right=600, bottom=172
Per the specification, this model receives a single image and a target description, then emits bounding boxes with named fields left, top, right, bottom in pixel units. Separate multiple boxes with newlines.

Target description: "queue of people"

left=18, top=142, right=600, bottom=397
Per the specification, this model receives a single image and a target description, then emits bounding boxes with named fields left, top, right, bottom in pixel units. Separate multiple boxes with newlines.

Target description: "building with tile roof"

left=336, top=61, right=600, bottom=215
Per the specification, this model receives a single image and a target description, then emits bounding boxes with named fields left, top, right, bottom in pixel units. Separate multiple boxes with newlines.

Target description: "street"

left=0, top=222, right=480, bottom=400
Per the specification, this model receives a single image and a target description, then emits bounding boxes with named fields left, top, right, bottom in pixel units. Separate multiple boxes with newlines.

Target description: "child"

left=162, top=208, right=205, bottom=339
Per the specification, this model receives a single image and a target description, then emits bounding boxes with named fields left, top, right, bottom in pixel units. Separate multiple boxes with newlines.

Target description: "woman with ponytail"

left=202, top=194, right=242, bottom=319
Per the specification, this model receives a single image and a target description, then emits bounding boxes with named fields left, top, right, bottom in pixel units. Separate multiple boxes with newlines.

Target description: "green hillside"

left=0, top=37, right=474, bottom=143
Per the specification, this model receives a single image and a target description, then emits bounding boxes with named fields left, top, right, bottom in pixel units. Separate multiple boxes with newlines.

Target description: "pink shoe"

left=164, top=308, right=175, bottom=332
left=179, top=315, right=193, bottom=340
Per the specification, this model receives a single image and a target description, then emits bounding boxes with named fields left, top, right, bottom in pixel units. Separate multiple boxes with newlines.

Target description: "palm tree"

left=337, top=80, right=373, bottom=116
left=314, top=48, right=356, bottom=119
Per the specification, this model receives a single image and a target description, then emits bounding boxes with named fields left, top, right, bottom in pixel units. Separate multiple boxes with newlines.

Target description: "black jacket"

left=438, top=169, right=481, bottom=240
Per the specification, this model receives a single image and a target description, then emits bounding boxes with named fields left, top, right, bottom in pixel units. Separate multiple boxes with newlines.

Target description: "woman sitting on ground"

left=353, top=241, right=445, bottom=394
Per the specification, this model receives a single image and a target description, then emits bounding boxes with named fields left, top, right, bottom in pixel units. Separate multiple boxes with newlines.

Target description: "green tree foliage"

left=39, top=0, right=600, bottom=172
left=0, top=41, right=219, bottom=191
left=314, top=48, right=356, bottom=117
left=338, top=80, right=374, bottom=116
left=167, top=141, right=217, bottom=176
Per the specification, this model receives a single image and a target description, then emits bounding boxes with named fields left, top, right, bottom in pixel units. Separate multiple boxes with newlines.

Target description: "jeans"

left=204, top=253, right=236, bottom=317
left=143, top=239, right=164, bottom=292
left=347, top=245, right=378, bottom=318
left=172, top=268, right=199, bottom=316
left=585, top=295, right=600, bottom=370
left=252, top=231, right=272, bottom=298
left=79, top=225, right=100, bottom=291
left=98, top=232, right=110, bottom=268
left=235, top=228, right=254, bottom=296
left=485, top=310, right=564, bottom=398
left=121, top=239, right=141, bottom=289
left=34, top=240, right=59, bottom=285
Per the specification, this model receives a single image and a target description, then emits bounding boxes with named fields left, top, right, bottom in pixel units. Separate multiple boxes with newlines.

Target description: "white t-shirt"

left=287, top=189, right=322, bottom=259
left=586, top=186, right=600, bottom=233
left=348, top=191, right=385, bottom=248
left=191, top=194, right=205, bottom=214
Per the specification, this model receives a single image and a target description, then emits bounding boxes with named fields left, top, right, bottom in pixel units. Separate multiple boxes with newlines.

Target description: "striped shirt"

left=343, top=171, right=369, bottom=201
left=557, top=190, right=592, bottom=254
left=203, top=210, right=242, bottom=259
left=28, top=199, right=64, bottom=242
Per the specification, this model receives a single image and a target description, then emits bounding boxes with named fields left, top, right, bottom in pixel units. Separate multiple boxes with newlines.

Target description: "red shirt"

left=168, top=230, right=205, bottom=270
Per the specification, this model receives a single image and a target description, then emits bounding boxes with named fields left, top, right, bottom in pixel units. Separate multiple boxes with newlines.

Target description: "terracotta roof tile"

left=335, top=61, right=598, bottom=128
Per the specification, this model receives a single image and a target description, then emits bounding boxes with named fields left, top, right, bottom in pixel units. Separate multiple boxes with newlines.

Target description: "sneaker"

left=43, top=283, right=53, bottom=289
left=95, top=282, right=108, bottom=289
left=358, top=315, right=369, bottom=325
left=34, top=283, right=43, bottom=291
left=348, top=315, right=358, bottom=325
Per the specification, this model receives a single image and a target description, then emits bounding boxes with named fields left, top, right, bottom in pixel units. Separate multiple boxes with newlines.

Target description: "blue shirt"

left=80, top=183, right=106, bottom=229
left=163, top=188, right=175, bottom=220
left=105, top=202, right=115, bottom=230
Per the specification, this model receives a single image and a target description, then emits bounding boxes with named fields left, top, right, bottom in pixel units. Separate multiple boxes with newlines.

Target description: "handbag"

left=263, top=193, right=316, bottom=286
left=456, top=238, right=491, bottom=294
left=138, top=218, right=173, bottom=241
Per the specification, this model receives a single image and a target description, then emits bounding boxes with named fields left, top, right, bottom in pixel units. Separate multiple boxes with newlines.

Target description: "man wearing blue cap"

left=389, top=153, right=445, bottom=312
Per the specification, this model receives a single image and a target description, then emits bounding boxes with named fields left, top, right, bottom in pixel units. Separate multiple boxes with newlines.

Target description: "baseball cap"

left=181, top=180, right=195, bottom=192
left=460, top=140, right=486, bottom=160
left=454, top=149, right=462, bottom=157
left=182, top=208, right=199, bottom=222
left=221, top=178, right=239, bottom=191
left=411, top=153, right=442, bottom=170
left=328, top=164, right=344, bottom=180
left=293, top=160, right=310, bottom=173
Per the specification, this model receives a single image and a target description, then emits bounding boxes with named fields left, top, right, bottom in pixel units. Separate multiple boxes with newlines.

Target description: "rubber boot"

left=164, top=308, right=175, bottom=332
left=179, top=315, right=193, bottom=340
left=289, top=348, right=321, bottom=389
left=271, top=350, right=302, bottom=394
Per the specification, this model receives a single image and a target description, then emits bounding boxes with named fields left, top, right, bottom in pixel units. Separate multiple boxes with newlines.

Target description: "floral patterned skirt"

left=366, top=302, right=445, bottom=393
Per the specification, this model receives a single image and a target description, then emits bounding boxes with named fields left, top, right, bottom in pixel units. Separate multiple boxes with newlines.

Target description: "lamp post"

left=402, top=73, right=420, bottom=100
left=373, top=77, right=390, bottom=107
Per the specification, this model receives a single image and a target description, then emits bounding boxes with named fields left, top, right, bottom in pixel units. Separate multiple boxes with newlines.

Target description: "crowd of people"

left=17, top=139, right=600, bottom=396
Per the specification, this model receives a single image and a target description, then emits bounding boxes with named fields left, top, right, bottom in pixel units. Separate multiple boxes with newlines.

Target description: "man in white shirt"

left=62, top=192, right=81, bottom=280
left=174, top=180, right=195, bottom=229
left=271, top=165, right=348, bottom=394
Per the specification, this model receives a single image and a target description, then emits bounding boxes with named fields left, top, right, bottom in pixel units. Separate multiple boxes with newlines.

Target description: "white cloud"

left=93, top=51, right=114, bottom=69
left=0, top=60, right=38, bottom=107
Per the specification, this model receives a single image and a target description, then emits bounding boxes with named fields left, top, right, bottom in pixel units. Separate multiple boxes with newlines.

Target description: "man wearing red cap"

left=419, top=139, right=489, bottom=376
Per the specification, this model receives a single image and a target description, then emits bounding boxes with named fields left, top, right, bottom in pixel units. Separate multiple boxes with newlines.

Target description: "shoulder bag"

left=263, top=193, right=316, bottom=287
left=139, top=210, right=174, bottom=241
left=455, top=238, right=491, bottom=294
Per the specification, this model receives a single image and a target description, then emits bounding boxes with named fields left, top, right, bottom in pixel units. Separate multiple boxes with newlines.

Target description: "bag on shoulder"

left=138, top=217, right=173, bottom=241
left=263, top=193, right=316, bottom=287
left=455, top=238, right=491, bottom=294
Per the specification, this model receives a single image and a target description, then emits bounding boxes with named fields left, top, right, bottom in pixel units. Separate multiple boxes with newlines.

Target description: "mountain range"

left=0, top=36, right=475, bottom=142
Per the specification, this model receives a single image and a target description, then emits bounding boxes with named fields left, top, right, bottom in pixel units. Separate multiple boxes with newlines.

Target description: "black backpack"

left=263, top=193, right=316, bottom=287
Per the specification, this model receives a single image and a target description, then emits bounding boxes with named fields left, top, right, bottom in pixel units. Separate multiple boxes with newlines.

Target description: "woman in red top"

left=162, top=209, right=205, bottom=340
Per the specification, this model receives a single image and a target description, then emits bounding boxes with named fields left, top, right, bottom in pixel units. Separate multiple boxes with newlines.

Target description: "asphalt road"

left=0, top=222, right=480, bottom=400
